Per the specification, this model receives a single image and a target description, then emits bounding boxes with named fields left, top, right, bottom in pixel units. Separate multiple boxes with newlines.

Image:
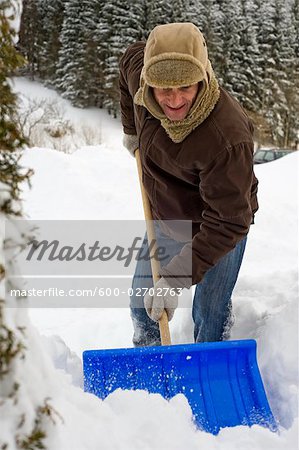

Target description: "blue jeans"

left=130, top=228, right=247, bottom=346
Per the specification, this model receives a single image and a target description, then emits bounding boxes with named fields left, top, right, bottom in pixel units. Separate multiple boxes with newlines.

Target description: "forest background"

left=18, top=0, right=299, bottom=148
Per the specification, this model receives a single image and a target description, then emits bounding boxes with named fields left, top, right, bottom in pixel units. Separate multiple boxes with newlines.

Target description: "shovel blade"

left=83, top=339, right=276, bottom=434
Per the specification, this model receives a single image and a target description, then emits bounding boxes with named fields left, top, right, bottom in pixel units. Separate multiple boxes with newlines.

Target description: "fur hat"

left=143, top=22, right=211, bottom=88
left=134, top=23, right=220, bottom=142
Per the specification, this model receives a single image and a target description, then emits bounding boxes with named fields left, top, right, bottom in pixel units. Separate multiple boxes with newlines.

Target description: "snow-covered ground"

left=10, top=78, right=299, bottom=449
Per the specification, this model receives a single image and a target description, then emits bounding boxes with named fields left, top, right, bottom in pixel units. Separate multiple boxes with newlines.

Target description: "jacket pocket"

left=139, top=116, right=160, bottom=158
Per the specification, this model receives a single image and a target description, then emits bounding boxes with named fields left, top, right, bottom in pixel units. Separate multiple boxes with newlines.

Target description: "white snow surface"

left=8, top=78, right=299, bottom=449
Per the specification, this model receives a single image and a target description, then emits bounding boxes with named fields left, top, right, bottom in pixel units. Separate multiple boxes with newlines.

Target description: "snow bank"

left=19, top=147, right=298, bottom=450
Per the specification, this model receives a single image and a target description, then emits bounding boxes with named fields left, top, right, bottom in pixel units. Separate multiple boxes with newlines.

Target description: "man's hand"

left=144, top=277, right=179, bottom=322
left=123, top=134, right=138, bottom=157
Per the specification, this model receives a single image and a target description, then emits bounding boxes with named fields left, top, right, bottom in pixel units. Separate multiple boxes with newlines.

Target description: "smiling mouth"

left=166, top=105, right=185, bottom=111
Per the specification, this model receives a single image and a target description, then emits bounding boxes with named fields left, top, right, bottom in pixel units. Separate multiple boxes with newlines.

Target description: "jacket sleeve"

left=160, top=142, right=258, bottom=288
left=119, top=41, right=145, bottom=136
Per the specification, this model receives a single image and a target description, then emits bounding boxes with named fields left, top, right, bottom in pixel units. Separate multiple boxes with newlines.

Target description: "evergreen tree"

left=287, top=0, right=299, bottom=147
left=138, top=0, right=151, bottom=40
left=255, top=1, right=278, bottom=135
left=269, top=0, right=291, bottom=145
left=294, top=0, right=299, bottom=50
left=273, top=0, right=298, bottom=146
left=18, top=0, right=42, bottom=79
left=100, top=0, right=144, bottom=116
left=234, top=0, right=261, bottom=111
left=145, top=0, right=173, bottom=33
left=196, top=0, right=223, bottom=80
left=55, top=0, right=97, bottom=107
left=0, top=2, right=57, bottom=448
left=172, top=0, right=187, bottom=21
left=16, top=0, right=298, bottom=145
left=91, top=0, right=110, bottom=109
left=78, top=0, right=106, bottom=107
left=255, top=0, right=296, bottom=146
left=172, top=0, right=204, bottom=24
left=37, top=0, right=65, bottom=84
left=183, top=0, right=203, bottom=26
left=217, top=0, right=243, bottom=94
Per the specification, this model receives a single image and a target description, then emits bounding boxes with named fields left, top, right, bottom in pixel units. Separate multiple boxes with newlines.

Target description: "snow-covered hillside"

left=9, top=78, right=299, bottom=449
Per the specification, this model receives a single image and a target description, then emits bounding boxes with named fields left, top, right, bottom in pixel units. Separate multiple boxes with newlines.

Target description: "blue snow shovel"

left=83, top=150, right=277, bottom=434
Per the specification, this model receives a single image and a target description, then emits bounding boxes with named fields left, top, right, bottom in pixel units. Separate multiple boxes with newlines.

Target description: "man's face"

left=152, top=84, right=199, bottom=121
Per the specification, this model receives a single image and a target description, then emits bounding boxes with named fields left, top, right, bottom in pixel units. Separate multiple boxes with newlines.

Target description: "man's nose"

left=168, top=90, right=183, bottom=107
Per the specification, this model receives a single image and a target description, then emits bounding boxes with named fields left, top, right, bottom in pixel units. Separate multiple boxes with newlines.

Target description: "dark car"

left=253, top=148, right=295, bottom=164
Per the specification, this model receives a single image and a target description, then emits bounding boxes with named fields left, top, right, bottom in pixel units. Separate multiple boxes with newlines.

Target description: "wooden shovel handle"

left=135, top=149, right=171, bottom=346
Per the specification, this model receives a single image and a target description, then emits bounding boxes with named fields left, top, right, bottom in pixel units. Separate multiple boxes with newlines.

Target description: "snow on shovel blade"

left=83, top=339, right=277, bottom=434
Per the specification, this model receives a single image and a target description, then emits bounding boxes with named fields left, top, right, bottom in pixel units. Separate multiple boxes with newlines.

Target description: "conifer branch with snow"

left=0, top=2, right=57, bottom=448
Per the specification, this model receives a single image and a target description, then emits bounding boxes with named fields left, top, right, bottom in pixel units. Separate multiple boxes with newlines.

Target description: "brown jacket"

left=119, top=41, right=258, bottom=288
